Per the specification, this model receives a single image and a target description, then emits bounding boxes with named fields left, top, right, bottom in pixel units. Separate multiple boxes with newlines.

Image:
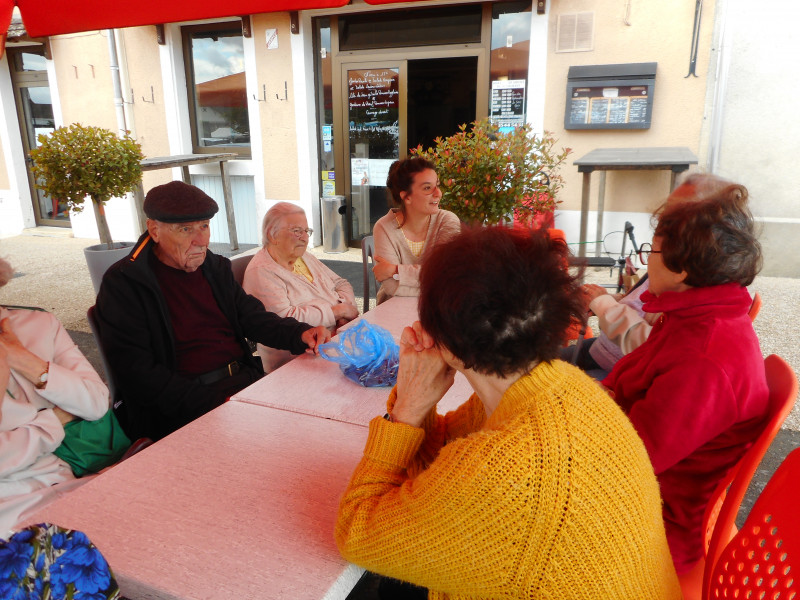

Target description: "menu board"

left=490, top=79, right=526, bottom=131
left=566, top=84, right=652, bottom=129
left=348, top=69, right=399, bottom=134
left=347, top=68, right=400, bottom=160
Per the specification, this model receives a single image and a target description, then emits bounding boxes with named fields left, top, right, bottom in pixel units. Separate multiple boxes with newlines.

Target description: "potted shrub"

left=29, top=124, right=144, bottom=292
left=411, top=118, right=571, bottom=226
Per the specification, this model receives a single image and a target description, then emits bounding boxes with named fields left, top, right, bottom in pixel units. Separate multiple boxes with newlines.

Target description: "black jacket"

left=94, top=232, right=311, bottom=440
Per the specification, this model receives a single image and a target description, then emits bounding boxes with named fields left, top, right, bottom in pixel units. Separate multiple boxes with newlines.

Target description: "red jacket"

left=603, top=282, right=769, bottom=574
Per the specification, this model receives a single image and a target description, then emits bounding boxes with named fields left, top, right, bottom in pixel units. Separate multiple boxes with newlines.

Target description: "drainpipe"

left=107, top=29, right=127, bottom=136
left=706, top=1, right=730, bottom=174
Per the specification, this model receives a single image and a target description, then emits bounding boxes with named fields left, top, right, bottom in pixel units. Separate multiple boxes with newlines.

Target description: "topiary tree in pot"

left=410, top=118, right=571, bottom=226
left=29, top=123, right=144, bottom=248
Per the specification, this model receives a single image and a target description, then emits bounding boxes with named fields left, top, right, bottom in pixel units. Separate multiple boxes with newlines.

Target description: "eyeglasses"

left=637, top=243, right=663, bottom=265
left=285, top=227, right=313, bottom=238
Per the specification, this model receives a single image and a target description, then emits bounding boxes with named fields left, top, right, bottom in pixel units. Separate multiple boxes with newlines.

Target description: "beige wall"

left=50, top=31, right=117, bottom=131
left=119, top=27, right=173, bottom=192
left=252, top=13, right=300, bottom=203
left=544, top=0, right=717, bottom=216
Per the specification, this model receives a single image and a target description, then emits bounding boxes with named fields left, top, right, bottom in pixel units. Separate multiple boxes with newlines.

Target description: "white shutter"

left=556, top=12, right=594, bottom=53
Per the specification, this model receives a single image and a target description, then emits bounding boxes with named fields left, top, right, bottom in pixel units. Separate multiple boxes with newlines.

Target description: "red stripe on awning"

left=14, top=0, right=349, bottom=38
left=0, top=0, right=13, bottom=56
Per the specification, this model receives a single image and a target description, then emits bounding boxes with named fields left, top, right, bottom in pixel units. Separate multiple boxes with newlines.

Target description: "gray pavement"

left=1, top=228, right=798, bottom=524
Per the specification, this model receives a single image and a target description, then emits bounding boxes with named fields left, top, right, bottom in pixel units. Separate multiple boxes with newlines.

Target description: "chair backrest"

left=361, top=235, right=376, bottom=313
left=706, top=446, right=800, bottom=600
left=749, top=292, right=762, bottom=322
left=87, top=305, right=117, bottom=404
left=700, top=354, right=799, bottom=599
left=230, top=251, right=256, bottom=287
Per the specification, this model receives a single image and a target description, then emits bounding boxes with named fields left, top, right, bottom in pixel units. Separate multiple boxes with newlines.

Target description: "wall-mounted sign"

left=565, top=63, right=656, bottom=130
left=490, top=79, right=526, bottom=132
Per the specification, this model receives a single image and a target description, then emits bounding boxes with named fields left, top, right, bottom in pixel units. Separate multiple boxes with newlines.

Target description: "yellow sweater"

left=335, top=360, right=681, bottom=600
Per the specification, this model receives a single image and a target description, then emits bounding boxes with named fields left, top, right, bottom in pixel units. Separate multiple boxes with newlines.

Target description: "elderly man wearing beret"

left=94, top=181, right=330, bottom=441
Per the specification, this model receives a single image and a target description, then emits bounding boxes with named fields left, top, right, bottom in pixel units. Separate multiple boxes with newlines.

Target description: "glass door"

left=338, top=61, right=406, bottom=242
left=8, top=48, right=63, bottom=227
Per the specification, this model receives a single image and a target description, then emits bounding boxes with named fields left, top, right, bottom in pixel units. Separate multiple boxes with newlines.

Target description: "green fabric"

left=53, top=409, right=131, bottom=476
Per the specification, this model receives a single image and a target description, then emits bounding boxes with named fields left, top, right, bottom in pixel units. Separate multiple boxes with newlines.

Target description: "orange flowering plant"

left=411, top=118, right=571, bottom=226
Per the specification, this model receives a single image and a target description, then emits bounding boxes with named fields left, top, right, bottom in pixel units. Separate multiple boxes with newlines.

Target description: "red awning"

left=6, top=0, right=349, bottom=38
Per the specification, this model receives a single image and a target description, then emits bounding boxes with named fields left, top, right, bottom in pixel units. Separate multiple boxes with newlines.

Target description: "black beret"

left=143, top=181, right=219, bottom=223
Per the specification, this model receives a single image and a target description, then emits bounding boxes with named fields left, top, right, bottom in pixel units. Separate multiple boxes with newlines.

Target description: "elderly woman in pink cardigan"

left=243, top=202, right=359, bottom=373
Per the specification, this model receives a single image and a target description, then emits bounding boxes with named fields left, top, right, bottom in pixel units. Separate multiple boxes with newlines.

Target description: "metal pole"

left=106, top=29, right=127, bottom=136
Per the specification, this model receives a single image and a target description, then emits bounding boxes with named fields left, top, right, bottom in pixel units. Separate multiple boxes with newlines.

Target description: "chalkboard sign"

left=628, top=97, right=648, bottom=124
left=564, top=63, right=656, bottom=130
left=590, top=98, right=609, bottom=124
left=569, top=98, right=589, bottom=125
left=607, top=98, right=629, bottom=124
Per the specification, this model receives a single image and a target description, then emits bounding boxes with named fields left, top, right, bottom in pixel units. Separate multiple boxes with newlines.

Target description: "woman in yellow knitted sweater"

left=335, top=226, right=681, bottom=600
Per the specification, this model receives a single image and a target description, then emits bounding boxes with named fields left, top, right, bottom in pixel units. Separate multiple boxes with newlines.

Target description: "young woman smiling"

left=372, top=157, right=461, bottom=304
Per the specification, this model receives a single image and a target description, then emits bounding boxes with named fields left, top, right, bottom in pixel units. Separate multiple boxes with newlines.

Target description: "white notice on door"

left=266, top=29, right=278, bottom=50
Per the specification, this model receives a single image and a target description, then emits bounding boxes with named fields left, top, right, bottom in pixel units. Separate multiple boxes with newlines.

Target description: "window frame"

left=181, top=21, right=251, bottom=158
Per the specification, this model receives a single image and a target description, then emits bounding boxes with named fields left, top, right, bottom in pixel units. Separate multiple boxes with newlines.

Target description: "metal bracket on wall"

left=155, top=24, right=165, bottom=45
left=536, top=0, right=546, bottom=15
left=253, top=84, right=267, bottom=102
left=276, top=81, right=288, bottom=101
left=290, top=11, right=299, bottom=34
left=141, top=86, right=155, bottom=103
left=241, top=15, right=252, bottom=38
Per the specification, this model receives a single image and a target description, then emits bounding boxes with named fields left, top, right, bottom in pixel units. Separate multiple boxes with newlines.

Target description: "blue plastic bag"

left=319, top=320, right=399, bottom=387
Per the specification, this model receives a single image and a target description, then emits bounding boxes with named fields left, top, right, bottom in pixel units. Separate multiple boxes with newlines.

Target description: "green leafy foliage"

left=29, top=124, right=144, bottom=245
left=411, top=119, right=571, bottom=226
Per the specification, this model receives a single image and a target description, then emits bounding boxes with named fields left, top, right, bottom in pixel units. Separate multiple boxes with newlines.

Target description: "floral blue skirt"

left=0, top=523, right=120, bottom=600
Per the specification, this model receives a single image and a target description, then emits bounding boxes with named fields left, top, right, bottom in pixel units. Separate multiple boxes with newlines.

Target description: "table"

left=231, top=297, right=475, bottom=426
left=24, top=402, right=366, bottom=600
left=133, top=153, right=239, bottom=250
left=573, top=147, right=698, bottom=257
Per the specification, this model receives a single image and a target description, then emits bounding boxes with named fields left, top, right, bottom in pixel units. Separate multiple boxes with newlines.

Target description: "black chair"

left=361, top=235, right=377, bottom=312
left=86, top=305, right=117, bottom=405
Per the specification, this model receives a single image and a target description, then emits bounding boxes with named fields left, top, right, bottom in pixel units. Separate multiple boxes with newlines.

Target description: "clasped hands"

left=391, top=321, right=456, bottom=428
left=0, top=317, right=76, bottom=424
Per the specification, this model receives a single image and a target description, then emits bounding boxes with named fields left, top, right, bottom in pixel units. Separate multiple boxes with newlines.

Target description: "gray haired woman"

left=242, top=202, right=358, bottom=373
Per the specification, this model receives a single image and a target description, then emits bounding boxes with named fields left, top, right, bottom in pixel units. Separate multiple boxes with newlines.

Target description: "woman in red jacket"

left=603, top=173, right=769, bottom=575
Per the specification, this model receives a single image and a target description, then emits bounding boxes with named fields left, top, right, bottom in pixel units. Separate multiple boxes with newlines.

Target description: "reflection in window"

left=184, top=24, right=250, bottom=156
left=13, top=51, right=47, bottom=72
left=490, top=1, right=532, bottom=131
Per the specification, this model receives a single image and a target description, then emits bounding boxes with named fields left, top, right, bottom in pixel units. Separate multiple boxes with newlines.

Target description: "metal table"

left=573, top=147, right=698, bottom=256
left=132, top=153, right=239, bottom=250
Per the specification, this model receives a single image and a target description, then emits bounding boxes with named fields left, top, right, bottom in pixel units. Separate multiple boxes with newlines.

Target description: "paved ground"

left=1, top=229, right=797, bottom=523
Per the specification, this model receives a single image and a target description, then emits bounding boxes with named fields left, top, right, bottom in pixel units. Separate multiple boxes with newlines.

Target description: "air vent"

left=556, top=12, right=594, bottom=53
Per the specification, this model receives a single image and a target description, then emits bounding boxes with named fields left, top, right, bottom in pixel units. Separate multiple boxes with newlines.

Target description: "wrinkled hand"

left=373, top=256, right=397, bottom=283
left=0, top=317, right=48, bottom=385
left=332, top=302, right=359, bottom=323
left=302, top=326, right=331, bottom=355
left=392, top=324, right=455, bottom=428
left=52, top=405, right=77, bottom=426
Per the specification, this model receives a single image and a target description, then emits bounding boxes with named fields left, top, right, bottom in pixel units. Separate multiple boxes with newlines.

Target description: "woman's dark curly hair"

left=654, top=174, right=762, bottom=287
left=419, top=226, right=586, bottom=377
left=385, top=157, right=436, bottom=217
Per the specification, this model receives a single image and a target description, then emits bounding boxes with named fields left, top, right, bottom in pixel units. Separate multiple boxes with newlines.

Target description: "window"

left=183, top=23, right=250, bottom=157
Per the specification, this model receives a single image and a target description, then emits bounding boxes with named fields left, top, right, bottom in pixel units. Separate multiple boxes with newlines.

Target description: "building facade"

left=0, top=0, right=791, bottom=274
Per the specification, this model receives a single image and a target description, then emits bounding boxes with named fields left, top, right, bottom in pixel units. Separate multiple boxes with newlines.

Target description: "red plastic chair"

left=679, top=355, right=799, bottom=600
left=706, top=446, right=800, bottom=600
left=749, top=292, right=762, bottom=322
